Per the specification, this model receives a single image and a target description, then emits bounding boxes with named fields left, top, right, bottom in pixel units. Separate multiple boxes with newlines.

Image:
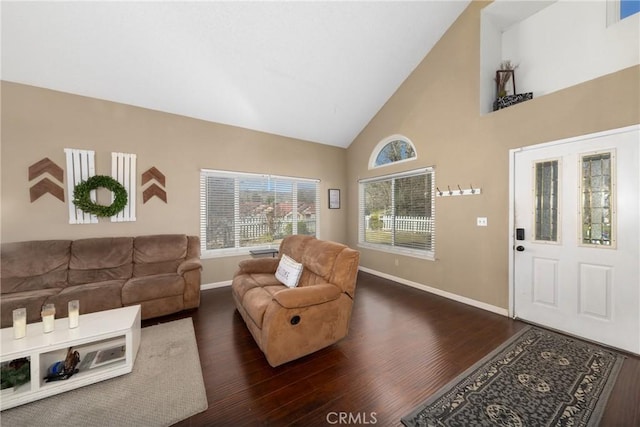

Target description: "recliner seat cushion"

left=232, top=273, right=281, bottom=302
left=0, top=288, right=60, bottom=326
left=45, top=280, right=125, bottom=316
left=122, top=274, right=184, bottom=304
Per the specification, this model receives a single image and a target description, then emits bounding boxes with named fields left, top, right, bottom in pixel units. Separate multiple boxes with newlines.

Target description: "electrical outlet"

left=477, top=217, right=488, bottom=227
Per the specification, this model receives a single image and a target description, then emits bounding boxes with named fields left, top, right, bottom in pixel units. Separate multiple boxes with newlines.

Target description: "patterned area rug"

left=402, top=326, right=624, bottom=427
left=1, top=318, right=208, bottom=426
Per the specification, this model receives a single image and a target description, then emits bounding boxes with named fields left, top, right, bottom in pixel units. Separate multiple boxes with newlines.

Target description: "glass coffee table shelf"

left=0, top=305, right=141, bottom=411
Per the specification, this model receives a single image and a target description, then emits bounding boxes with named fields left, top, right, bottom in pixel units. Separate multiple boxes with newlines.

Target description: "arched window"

left=369, top=135, right=417, bottom=169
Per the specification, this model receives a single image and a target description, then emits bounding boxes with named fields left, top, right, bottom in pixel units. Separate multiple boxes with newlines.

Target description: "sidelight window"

left=534, top=160, right=560, bottom=242
left=580, top=151, right=616, bottom=247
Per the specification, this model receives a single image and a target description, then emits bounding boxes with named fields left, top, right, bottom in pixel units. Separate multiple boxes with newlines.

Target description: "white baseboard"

left=201, top=280, right=232, bottom=291
left=358, top=266, right=509, bottom=317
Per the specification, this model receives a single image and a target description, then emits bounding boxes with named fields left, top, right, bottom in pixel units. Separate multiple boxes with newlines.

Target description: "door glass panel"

left=534, top=160, right=559, bottom=242
left=581, top=153, right=613, bottom=246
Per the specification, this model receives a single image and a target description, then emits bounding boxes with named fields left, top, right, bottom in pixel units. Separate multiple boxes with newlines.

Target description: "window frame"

left=607, top=0, right=640, bottom=25
left=358, top=167, right=436, bottom=260
left=199, top=169, right=320, bottom=258
left=532, top=157, right=562, bottom=245
left=578, top=149, right=617, bottom=249
left=369, top=134, right=417, bottom=169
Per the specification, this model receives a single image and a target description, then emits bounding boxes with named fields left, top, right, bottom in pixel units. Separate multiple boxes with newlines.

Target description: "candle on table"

left=68, top=300, right=79, bottom=329
left=41, top=303, right=56, bottom=333
left=13, top=308, right=27, bottom=339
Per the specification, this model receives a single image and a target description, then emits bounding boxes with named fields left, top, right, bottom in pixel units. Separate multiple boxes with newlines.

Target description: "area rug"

left=402, top=326, right=624, bottom=427
left=1, top=318, right=208, bottom=427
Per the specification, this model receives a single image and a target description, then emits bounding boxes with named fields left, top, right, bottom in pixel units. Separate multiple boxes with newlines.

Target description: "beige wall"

left=1, top=82, right=348, bottom=284
left=346, top=1, right=640, bottom=309
left=2, top=1, right=638, bottom=308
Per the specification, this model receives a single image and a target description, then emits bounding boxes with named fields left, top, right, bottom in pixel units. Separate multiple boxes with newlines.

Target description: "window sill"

left=357, top=242, right=435, bottom=261
left=201, top=246, right=279, bottom=260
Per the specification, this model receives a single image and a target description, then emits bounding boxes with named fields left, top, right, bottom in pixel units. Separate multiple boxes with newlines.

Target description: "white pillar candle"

left=68, top=300, right=79, bottom=329
left=13, top=308, right=27, bottom=339
left=41, top=304, right=56, bottom=333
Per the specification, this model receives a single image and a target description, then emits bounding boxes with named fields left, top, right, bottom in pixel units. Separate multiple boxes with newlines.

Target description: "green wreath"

left=72, top=175, right=128, bottom=217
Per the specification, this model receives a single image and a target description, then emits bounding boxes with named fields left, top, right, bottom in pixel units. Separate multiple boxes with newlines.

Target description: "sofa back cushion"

left=300, top=239, right=346, bottom=283
left=279, top=235, right=360, bottom=297
left=133, top=234, right=188, bottom=277
left=1, top=240, right=71, bottom=293
left=279, top=235, right=313, bottom=262
left=68, top=237, right=133, bottom=285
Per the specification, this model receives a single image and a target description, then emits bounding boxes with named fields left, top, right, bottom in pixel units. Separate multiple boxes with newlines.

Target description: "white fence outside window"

left=364, top=215, right=434, bottom=233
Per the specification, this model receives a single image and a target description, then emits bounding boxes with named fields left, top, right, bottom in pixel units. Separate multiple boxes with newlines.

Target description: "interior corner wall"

left=0, top=81, right=348, bottom=284
left=346, top=1, right=640, bottom=310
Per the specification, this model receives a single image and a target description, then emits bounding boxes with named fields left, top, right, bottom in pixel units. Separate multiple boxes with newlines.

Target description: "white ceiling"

left=1, top=1, right=470, bottom=148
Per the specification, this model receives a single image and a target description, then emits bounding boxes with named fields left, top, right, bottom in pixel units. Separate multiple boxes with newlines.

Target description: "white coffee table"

left=1, top=305, right=141, bottom=410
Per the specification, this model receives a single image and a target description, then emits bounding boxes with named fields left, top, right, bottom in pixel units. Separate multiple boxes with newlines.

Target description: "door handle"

left=516, top=245, right=525, bottom=252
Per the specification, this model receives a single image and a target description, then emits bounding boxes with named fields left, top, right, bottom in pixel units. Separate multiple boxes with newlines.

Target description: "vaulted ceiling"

left=1, top=1, right=470, bottom=148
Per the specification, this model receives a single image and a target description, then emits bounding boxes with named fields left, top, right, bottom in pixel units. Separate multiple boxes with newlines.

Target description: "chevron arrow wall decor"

left=141, top=166, right=167, bottom=203
left=29, top=157, right=65, bottom=202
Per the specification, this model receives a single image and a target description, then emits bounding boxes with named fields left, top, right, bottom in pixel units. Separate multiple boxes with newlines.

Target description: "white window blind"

left=111, top=152, right=137, bottom=222
left=359, top=167, right=435, bottom=259
left=200, top=170, right=320, bottom=255
left=65, top=148, right=97, bottom=224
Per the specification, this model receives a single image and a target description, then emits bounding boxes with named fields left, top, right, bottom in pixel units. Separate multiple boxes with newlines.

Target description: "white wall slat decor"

left=64, top=148, right=97, bottom=224
left=111, top=152, right=137, bottom=222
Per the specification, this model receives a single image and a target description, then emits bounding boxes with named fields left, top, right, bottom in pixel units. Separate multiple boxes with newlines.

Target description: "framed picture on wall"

left=328, top=189, right=340, bottom=209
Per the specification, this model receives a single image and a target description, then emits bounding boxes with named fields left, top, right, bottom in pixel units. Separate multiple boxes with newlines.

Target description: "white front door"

left=511, top=125, right=640, bottom=354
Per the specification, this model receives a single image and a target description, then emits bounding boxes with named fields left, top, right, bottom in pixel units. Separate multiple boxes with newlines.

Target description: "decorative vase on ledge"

left=493, top=92, right=534, bottom=111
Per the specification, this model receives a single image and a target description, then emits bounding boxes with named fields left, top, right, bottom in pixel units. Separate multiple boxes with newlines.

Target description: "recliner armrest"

left=177, top=258, right=202, bottom=275
left=235, top=258, right=280, bottom=276
left=272, top=284, right=341, bottom=309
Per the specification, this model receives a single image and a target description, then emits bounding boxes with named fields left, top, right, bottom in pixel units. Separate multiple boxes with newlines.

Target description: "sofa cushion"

left=301, top=239, right=346, bottom=283
left=68, top=237, right=133, bottom=285
left=0, top=288, right=61, bottom=328
left=122, top=274, right=184, bottom=305
left=232, top=273, right=281, bottom=303
left=133, top=235, right=187, bottom=277
left=275, top=254, right=303, bottom=288
left=45, top=280, right=125, bottom=317
left=279, top=235, right=313, bottom=262
left=1, top=240, right=71, bottom=293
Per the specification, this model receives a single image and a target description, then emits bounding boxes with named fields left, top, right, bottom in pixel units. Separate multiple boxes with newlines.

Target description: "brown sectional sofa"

left=232, top=235, right=360, bottom=367
left=1, top=234, right=202, bottom=328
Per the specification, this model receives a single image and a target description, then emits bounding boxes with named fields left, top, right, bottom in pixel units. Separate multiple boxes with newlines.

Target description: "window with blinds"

left=359, top=168, right=435, bottom=259
left=200, top=170, right=320, bottom=256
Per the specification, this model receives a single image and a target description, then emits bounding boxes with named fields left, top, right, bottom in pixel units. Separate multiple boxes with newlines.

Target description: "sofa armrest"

left=272, top=284, right=341, bottom=309
left=177, top=258, right=202, bottom=275
left=235, top=258, right=280, bottom=276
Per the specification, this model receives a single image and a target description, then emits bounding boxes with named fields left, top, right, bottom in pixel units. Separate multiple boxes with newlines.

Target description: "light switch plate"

left=477, top=217, right=488, bottom=227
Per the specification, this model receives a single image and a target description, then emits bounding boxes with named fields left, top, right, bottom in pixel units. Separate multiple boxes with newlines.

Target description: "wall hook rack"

left=436, top=184, right=482, bottom=197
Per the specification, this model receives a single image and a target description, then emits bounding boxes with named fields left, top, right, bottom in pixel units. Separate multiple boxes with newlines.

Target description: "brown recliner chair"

left=231, top=235, right=360, bottom=367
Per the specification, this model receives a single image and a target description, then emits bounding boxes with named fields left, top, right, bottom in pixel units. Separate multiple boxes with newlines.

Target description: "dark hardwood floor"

left=145, top=271, right=640, bottom=426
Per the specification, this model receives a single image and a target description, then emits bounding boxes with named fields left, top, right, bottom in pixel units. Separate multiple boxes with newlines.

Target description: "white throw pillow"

left=275, top=254, right=303, bottom=288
